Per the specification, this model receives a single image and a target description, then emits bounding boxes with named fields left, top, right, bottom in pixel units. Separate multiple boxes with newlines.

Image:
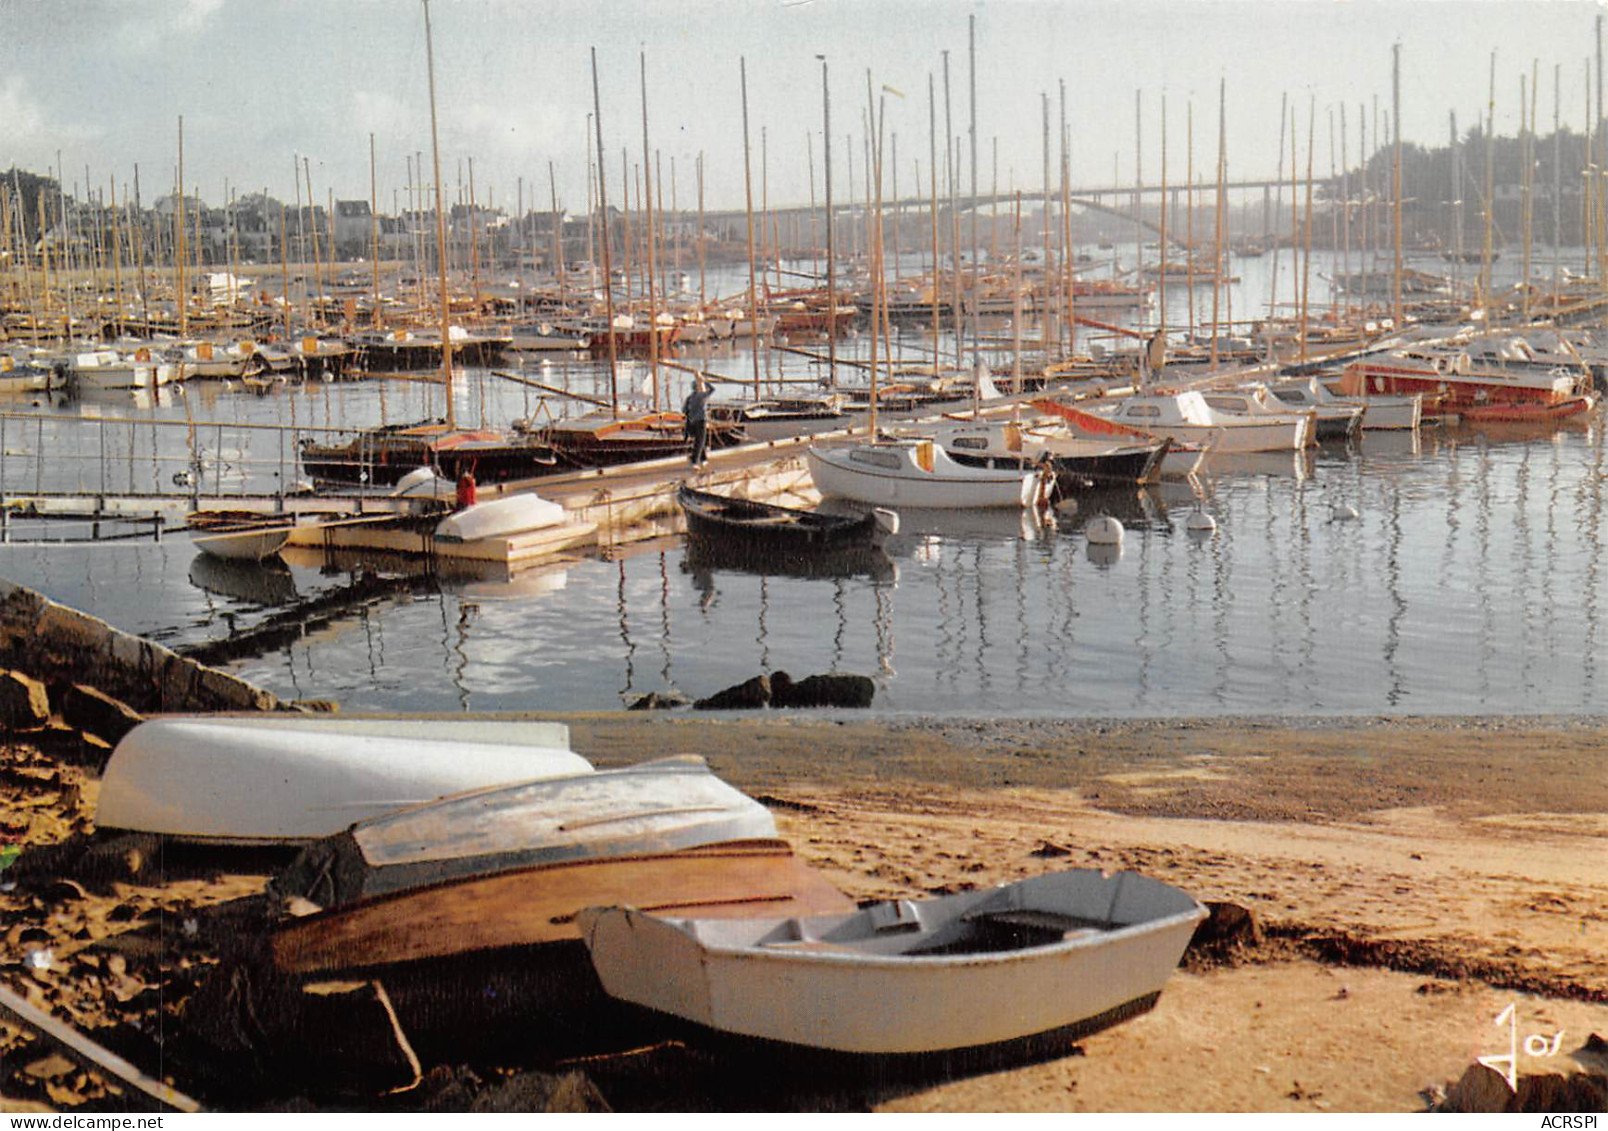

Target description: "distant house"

left=333, top=200, right=372, bottom=254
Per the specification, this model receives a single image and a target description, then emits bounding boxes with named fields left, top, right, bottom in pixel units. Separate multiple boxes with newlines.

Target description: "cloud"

left=0, top=77, right=100, bottom=170
left=101, top=0, right=228, bottom=53
left=352, top=89, right=417, bottom=139
left=176, top=0, right=225, bottom=31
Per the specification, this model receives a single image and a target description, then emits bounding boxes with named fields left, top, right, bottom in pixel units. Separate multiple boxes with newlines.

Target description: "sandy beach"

left=2, top=712, right=1605, bottom=1112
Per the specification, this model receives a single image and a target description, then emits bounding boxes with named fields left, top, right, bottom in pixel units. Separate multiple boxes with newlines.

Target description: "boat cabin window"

left=1274, top=390, right=1310, bottom=404
left=1124, top=405, right=1160, bottom=418
left=849, top=449, right=903, bottom=470
left=1204, top=397, right=1243, bottom=411
left=950, top=436, right=989, bottom=450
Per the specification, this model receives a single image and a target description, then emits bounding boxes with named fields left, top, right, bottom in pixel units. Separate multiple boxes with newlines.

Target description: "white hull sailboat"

left=1090, top=390, right=1309, bottom=453
left=807, top=439, right=1046, bottom=509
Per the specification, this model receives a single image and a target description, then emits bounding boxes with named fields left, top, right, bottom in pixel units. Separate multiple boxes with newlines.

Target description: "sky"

left=3, top=0, right=1605, bottom=216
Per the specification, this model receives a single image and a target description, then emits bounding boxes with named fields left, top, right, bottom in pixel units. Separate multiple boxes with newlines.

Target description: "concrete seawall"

left=0, top=577, right=283, bottom=717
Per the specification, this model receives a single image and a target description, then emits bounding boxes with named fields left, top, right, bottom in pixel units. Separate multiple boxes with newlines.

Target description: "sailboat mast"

left=865, top=73, right=881, bottom=436
left=549, top=161, right=565, bottom=311
left=176, top=120, right=186, bottom=338
left=370, top=133, right=382, bottom=330
left=697, top=152, right=706, bottom=313
left=1299, top=95, right=1314, bottom=366
left=1483, top=52, right=1496, bottom=323
left=928, top=72, right=939, bottom=372
left=423, top=0, right=456, bottom=429
left=967, top=13, right=980, bottom=386
left=1554, top=63, right=1562, bottom=299
left=1211, top=81, right=1226, bottom=369
left=1522, top=70, right=1532, bottom=323
left=279, top=204, right=290, bottom=341
left=1191, top=99, right=1200, bottom=336
left=1392, top=42, right=1403, bottom=329
left=821, top=57, right=837, bottom=386
left=640, top=51, right=660, bottom=412
left=1159, top=95, right=1168, bottom=336
left=590, top=47, right=619, bottom=416
left=740, top=56, right=760, bottom=399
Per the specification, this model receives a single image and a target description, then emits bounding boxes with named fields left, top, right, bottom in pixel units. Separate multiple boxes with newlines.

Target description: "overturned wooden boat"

left=96, top=716, right=588, bottom=843
left=579, top=868, right=1206, bottom=1058
left=273, top=755, right=778, bottom=908
left=272, top=841, right=854, bottom=975
left=677, top=485, right=895, bottom=554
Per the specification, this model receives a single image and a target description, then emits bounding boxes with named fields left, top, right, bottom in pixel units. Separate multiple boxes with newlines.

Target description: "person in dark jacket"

left=682, top=375, right=714, bottom=467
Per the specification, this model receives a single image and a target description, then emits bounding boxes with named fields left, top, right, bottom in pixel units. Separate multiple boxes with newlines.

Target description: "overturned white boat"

left=434, top=492, right=566, bottom=542
left=274, top=755, right=778, bottom=907
left=580, top=867, right=1207, bottom=1058
left=96, top=716, right=589, bottom=843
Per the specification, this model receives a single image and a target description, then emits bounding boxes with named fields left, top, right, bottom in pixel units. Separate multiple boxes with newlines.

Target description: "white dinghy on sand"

left=580, top=867, right=1206, bottom=1060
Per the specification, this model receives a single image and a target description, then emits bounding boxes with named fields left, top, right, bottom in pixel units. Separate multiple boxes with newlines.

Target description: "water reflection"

left=6, top=400, right=1608, bottom=716
left=188, top=553, right=298, bottom=605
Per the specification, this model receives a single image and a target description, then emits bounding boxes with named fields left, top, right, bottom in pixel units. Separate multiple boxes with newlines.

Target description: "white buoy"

left=1085, top=515, right=1125, bottom=545
left=1185, top=509, right=1217, bottom=534
left=1331, top=504, right=1360, bottom=522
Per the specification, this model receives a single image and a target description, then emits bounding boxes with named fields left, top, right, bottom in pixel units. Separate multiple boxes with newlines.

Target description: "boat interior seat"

left=962, top=908, right=1113, bottom=935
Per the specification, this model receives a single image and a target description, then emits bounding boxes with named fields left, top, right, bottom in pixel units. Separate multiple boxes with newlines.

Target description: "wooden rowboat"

left=676, top=485, right=892, bottom=554
left=579, top=868, right=1207, bottom=1058
left=272, top=841, right=854, bottom=975
left=272, top=755, right=778, bottom=908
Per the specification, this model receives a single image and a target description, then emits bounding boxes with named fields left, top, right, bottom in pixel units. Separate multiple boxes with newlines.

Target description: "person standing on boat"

left=682, top=375, right=714, bottom=468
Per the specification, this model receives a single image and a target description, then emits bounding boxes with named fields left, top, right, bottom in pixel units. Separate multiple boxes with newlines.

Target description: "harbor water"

left=2, top=248, right=1604, bottom=716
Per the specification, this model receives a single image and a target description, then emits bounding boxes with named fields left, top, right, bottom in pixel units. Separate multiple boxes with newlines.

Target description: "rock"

left=1571, top=1032, right=1608, bottom=1076
left=0, top=670, right=51, bottom=729
left=1184, top=900, right=1264, bottom=965
left=628, top=690, right=691, bottom=711
left=693, top=674, right=771, bottom=711
left=290, top=699, right=340, bottom=714
left=415, top=1065, right=610, bottom=1113
left=1443, top=1063, right=1515, bottom=1112
left=61, top=684, right=143, bottom=745
left=768, top=670, right=794, bottom=703
left=7, top=833, right=160, bottom=892
left=1513, top=1072, right=1607, bottom=1113
left=772, top=672, right=875, bottom=709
